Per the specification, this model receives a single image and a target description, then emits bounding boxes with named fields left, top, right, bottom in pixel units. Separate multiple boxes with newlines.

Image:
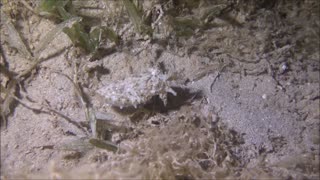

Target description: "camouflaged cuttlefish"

left=97, top=68, right=177, bottom=109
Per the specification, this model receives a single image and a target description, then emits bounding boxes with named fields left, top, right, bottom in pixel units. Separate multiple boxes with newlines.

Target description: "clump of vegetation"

left=0, top=0, right=119, bottom=126
left=37, top=0, right=119, bottom=57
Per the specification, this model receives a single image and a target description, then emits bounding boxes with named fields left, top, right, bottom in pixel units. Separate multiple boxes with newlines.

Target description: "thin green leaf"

left=57, top=138, right=94, bottom=152
left=122, top=0, right=152, bottom=35
left=63, top=22, right=93, bottom=52
left=122, top=0, right=142, bottom=31
left=35, top=16, right=82, bottom=56
left=90, top=26, right=119, bottom=45
left=89, top=138, right=118, bottom=152
left=1, top=12, right=32, bottom=59
left=37, top=0, right=71, bottom=19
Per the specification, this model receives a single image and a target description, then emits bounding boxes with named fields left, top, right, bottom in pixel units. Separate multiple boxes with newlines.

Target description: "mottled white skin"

left=97, top=68, right=177, bottom=109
